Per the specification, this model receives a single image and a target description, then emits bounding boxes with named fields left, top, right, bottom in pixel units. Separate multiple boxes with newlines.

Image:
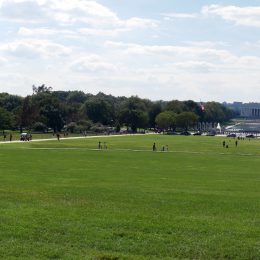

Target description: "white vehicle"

left=20, top=133, right=32, bottom=141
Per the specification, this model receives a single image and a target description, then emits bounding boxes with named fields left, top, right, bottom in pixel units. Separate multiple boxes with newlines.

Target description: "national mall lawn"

left=0, top=135, right=259, bottom=259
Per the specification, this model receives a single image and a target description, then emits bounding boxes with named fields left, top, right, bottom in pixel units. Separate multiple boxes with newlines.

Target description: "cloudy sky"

left=0, top=0, right=260, bottom=102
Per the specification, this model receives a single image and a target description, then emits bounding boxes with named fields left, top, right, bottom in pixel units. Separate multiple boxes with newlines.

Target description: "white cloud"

left=0, top=39, right=71, bottom=59
left=78, top=27, right=128, bottom=37
left=125, top=17, right=158, bottom=29
left=0, top=0, right=46, bottom=22
left=162, top=12, right=198, bottom=19
left=202, top=5, right=260, bottom=27
left=162, top=5, right=260, bottom=28
left=0, top=0, right=158, bottom=31
left=104, top=41, right=235, bottom=63
left=0, top=56, right=7, bottom=66
left=17, top=26, right=78, bottom=39
left=70, top=55, right=118, bottom=73
left=1, top=1, right=260, bottom=102
left=18, top=27, right=58, bottom=36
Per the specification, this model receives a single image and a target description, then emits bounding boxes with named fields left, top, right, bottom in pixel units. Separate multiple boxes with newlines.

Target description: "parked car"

left=246, top=134, right=256, bottom=138
left=206, top=133, right=215, bottom=136
left=20, top=133, right=32, bottom=141
left=227, top=133, right=236, bottom=138
left=180, top=131, right=191, bottom=136
left=193, top=131, right=202, bottom=136
left=166, top=131, right=178, bottom=135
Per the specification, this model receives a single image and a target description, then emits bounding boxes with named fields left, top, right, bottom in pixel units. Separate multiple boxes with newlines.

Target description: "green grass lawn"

left=0, top=135, right=259, bottom=259
left=0, top=132, right=85, bottom=142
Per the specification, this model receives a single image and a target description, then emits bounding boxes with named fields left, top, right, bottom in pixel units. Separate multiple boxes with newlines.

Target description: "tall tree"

left=81, top=96, right=114, bottom=125
left=0, top=108, right=14, bottom=131
left=32, top=84, right=53, bottom=94
left=119, top=96, right=149, bottom=132
left=155, top=111, right=176, bottom=131
left=176, top=112, right=199, bottom=131
left=166, top=100, right=187, bottom=114
left=149, top=102, right=163, bottom=128
left=18, top=96, right=38, bottom=131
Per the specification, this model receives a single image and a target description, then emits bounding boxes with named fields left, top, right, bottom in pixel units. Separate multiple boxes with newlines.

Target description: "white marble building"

left=241, top=103, right=260, bottom=118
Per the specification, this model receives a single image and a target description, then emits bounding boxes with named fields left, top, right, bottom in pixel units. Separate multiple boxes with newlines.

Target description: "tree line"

left=0, top=85, right=237, bottom=133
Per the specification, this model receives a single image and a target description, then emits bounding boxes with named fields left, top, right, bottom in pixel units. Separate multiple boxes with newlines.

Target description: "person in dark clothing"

left=235, top=140, right=238, bottom=147
left=9, top=133, right=13, bottom=142
left=152, top=143, right=156, bottom=151
left=223, top=140, right=226, bottom=147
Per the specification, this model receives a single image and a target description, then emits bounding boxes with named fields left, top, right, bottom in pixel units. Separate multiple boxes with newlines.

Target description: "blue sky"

left=0, top=0, right=260, bottom=102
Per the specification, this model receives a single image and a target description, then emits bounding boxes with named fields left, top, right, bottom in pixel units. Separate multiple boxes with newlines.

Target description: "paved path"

left=0, top=133, right=155, bottom=145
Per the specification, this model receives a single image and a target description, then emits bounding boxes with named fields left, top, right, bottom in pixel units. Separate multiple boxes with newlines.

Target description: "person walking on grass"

left=9, top=133, right=12, bottom=142
left=235, top=140, right=238, bottom=147
left=56, top=133, right=60, bottom=141
left=152, top=143, right=156, bottom=151
left=223, top=140, right=226, bottom=148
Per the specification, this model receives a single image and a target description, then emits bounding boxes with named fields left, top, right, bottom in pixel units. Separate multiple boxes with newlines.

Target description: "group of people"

left=98, top=141, right=107, bottom=149
left=222, top=140, right=238, bottom=148
left=3, top=133, right=12, bottom=142
left=152, top=143, right=168, bottom=152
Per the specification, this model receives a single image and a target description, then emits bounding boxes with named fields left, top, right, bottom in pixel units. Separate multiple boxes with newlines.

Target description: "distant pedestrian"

left=226, top=144, right=229, bottom=149
left=98, top=141, right=101, bottom=149
left=9, top=133, right=12, bottom=142
left=56, top=133, right=60, bottom=141
left=3, top=134, right=6, bottom=141
left=152, top=143, right=156, bottom=151
left=166, top=145, right=168, bottom=151
left=223, top=140, right=226, bottom=148
left=235, top=140, right=238, bottom=147
left=161, top=146, right=165, bottom=152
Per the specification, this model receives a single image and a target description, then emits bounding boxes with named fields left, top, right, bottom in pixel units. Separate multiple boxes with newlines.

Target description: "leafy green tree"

left=0, top=108, right=14, bottom=131
left=40, top=104, right=64, bottom=132
left=155, top=111, right=176, bottom=130
left=166, top=100, right=187, bottom=114
left=31, top=91, right=65, bottom=132
left=115, top=120, right=121, bottom=132
left=33, top=122, right=47, bottom=132
left=120, top=109, right=148, bottom=132
left=77, top=120, right=93, bottom=131
left=82, top=97, right=114, bottom=125
left=184, top=100, right=204, bottom=118
left=32, top=84, right=52, bottom=94
left=119, top=96, right=149, bottom=132
left=18, top=96, right=38, bottom=131
left=149, top=102, right=162, bottom=128
left=0, top=93, right=23, bottom=112
left=176, top=112, right=199, bottom=131
left=66, top=122, right=77, bottom=133
left=66, top=91, right=88, bottom=104
left=203, top=102, right=234, bottom=123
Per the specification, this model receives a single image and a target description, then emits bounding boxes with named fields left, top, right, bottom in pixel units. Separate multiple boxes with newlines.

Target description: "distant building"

left=222, top=101, right=242, bottom=114
left=241, top=103, right=260, bottom=118
left=223, top=102, right=260, bottom=119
